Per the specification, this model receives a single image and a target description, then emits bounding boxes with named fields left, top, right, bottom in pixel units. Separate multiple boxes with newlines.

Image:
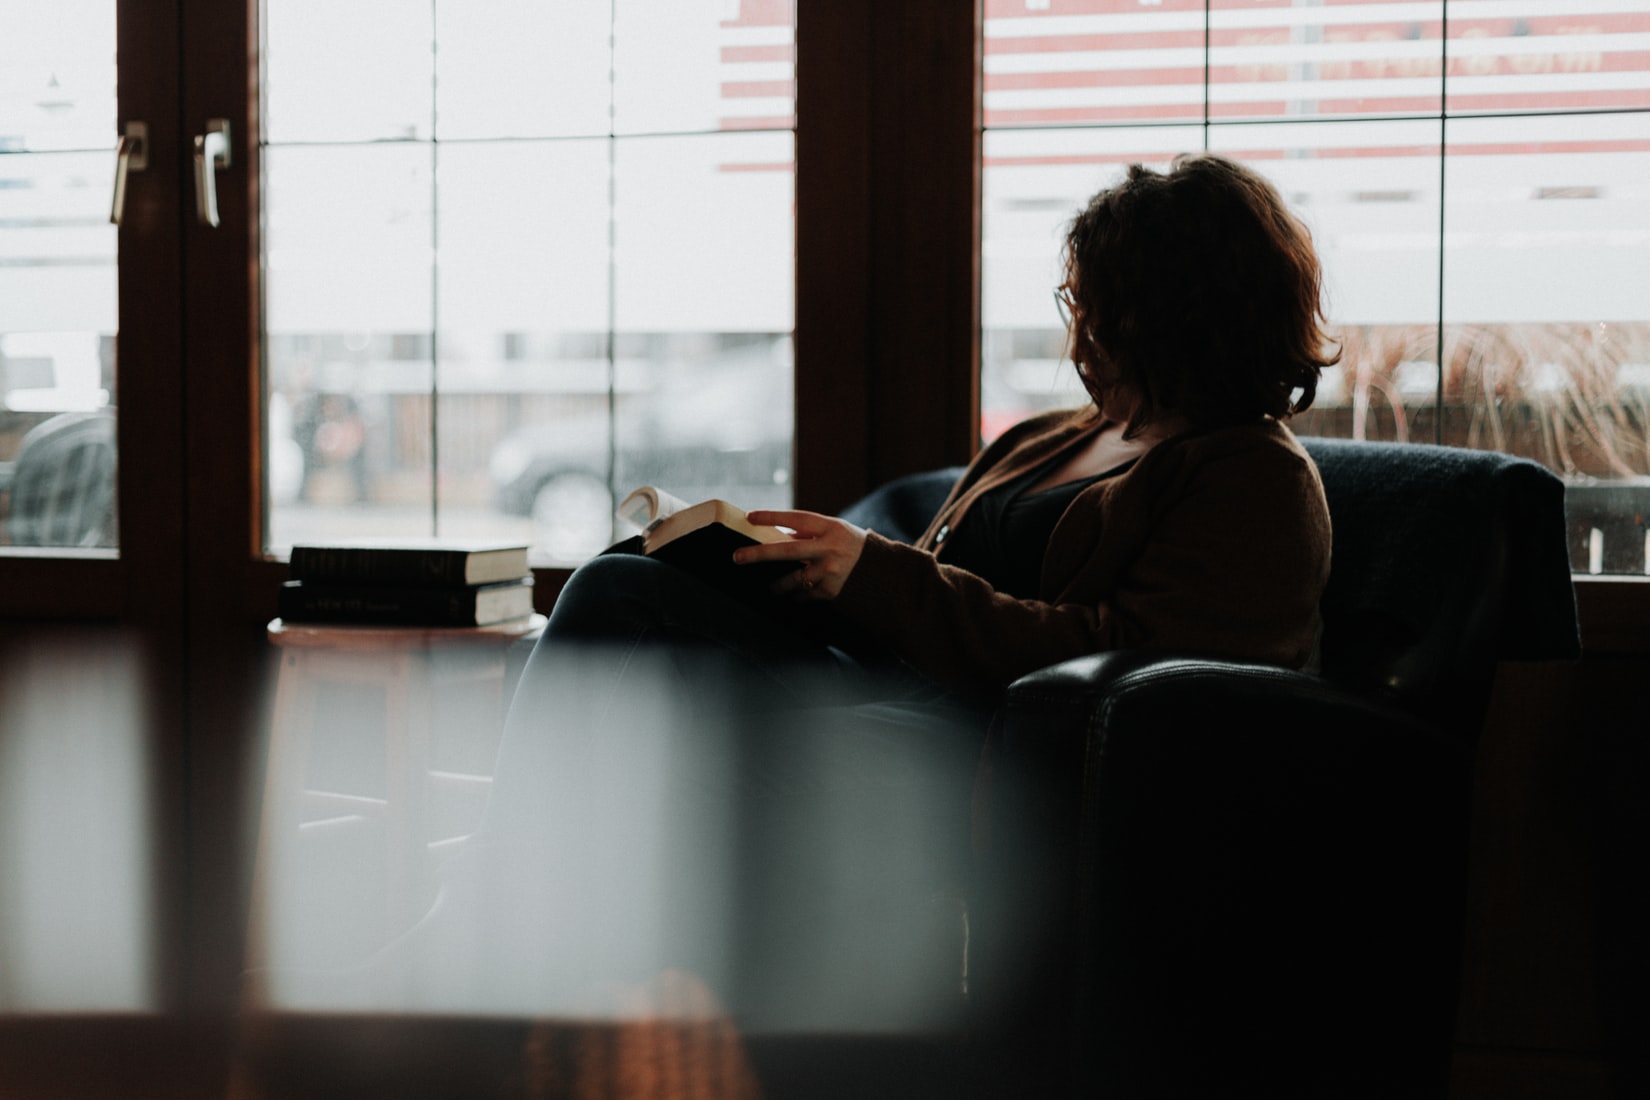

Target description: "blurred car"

left=489, top=350, right=793, bottom=563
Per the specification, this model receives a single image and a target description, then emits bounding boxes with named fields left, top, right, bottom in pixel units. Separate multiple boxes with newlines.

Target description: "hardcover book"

left=277, top=577, right=535, bottom=627
left=288, top=538, right=531, bottom=588
left=614, top=486, right=797, bottom=597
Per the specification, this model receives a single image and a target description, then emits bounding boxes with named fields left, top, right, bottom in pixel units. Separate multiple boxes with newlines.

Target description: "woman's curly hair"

left=1062, top=153, right=1340, bottom=436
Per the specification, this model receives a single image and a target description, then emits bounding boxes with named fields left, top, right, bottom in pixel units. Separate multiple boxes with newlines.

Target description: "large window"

left=262, top=0, right=796, bottom=565
left=981, top=0, right=1650, bottom=575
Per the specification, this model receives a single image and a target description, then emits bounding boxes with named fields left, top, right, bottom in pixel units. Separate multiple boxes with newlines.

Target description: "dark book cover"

left=288, top=539, right=530, bottom=587
left=606, top=526, right=799, bottom=604
left=277, top=577, right=535, bottom=626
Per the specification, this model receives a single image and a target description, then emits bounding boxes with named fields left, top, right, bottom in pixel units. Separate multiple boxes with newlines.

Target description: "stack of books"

left=279, top=538, right=534, bottom=627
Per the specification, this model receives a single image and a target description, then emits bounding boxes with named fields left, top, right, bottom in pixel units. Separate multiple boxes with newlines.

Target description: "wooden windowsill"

left=1571, top=574, right=1650, bottom=654
left=0, top=553, right=122, bottom=620
left=6, top=557, right=1646, bottom=656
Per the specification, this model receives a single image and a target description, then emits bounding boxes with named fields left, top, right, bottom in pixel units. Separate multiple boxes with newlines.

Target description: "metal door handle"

left=194, top=119, right=232, bottom=227
left=109, top=121, right=149, bottom=225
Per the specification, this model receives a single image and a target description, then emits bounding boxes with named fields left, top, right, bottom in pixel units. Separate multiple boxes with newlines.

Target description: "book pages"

left=616, top=485, right=694, bottom=534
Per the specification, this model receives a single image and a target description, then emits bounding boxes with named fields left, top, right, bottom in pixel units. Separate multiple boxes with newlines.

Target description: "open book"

left=615, top=486, right=797, bottom=597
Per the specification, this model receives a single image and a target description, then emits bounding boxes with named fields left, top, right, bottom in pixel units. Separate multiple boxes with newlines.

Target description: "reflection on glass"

left=0, top=17, right=119, bottom=551
left=1445, top=1, right=1650, bottom=116
left=263, top=0, right=434, bottom=143
left=1210, top=0, right=1444, bottom=120
left=1442, top=112, right=1650, bottom=573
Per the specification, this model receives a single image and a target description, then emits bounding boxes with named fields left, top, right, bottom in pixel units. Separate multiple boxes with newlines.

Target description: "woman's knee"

left=543, top=554, right=834, bottom=695
left=560, top=552, right=658, bottom=603
left=547, top=553, right=671, bottom=640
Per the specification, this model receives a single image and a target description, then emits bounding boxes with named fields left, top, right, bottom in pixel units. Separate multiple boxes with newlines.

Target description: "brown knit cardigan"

left=830, top=407, right=1332, bottom=701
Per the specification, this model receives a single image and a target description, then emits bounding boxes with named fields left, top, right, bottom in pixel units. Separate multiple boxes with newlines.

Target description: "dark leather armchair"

left=842, top=438, right=1580, bottom=1098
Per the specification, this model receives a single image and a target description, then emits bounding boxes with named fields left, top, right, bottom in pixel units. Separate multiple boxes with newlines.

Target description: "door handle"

left=109, top=121, right=149, bottom=225
left=194, top=119, right=232, bottom=227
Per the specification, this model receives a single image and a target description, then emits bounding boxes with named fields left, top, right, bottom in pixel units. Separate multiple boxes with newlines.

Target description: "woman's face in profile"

left=1061, top=277, right=1134, bottom=423
left=1070, top=330, right=1137, bottom=424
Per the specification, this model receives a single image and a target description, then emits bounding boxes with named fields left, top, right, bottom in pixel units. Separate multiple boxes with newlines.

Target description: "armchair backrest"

left=1300, top=437, right=1578, bottom=735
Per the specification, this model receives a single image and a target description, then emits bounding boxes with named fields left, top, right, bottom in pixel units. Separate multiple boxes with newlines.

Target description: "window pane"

left=983, top=0, right=1207, bottom=128
left=0, top=153, right=117, bottom=341
left=613, top=132, right=792, bottom=332
left=1208, top=119, right=1444, bottom=445
left=1445, top=0, right=1650, bottom=116
left=436, top=142, right=611, bottom=336
left=264, top=144, right=435, bottom=552
left=1210, top=0, right=1444, bottom=121
left=1441, top=112, right=1650, bottom=574
left=0, top=7, right=149, bottom=1014
left=261, top=3, right=797, bottom=564
left=435, top=0, right=613, bottom=140
left=434, top=131, right=796, bottom=568
left=0, top=0, right=117, bottom=152
left=0, top=14, right=118, bottom=553
left=615, top=0, right=795, bottom=135
left=263, top=0, right=434, bottom=143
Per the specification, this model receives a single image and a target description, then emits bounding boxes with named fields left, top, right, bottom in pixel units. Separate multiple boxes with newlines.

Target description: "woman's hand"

left=735, top=511, right=868, bottom=600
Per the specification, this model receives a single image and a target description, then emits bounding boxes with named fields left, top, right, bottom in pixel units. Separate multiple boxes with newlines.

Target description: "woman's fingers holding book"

left=743, top=509, right=829, bottom=537
left=737, top=511, right=867, bottom=600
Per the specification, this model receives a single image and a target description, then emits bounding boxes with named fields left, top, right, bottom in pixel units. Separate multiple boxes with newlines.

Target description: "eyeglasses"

left=1054, top=286, right=1075, bottom=327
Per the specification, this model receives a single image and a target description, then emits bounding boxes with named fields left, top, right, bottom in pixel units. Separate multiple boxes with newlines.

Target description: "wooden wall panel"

left=796, top=0, right=980, bottom=516
left=1450, top=650, right=1650, bottom=1098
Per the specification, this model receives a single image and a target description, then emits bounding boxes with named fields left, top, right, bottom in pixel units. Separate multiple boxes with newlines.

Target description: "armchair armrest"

left=1003, top=648, right=1455, bottom=724
left=976, top=652, right=1473, bottom=1097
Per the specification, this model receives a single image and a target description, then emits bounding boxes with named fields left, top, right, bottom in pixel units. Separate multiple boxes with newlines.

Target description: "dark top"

left=940, top=453, right=1135, bottom=600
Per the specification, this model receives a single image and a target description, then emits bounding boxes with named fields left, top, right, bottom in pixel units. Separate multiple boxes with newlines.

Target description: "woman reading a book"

left=747, top=152, right=1332, bottom=692
left=521, top=154, right=1332, bottom=704
left=466, top=153, right=1335, bottom=1018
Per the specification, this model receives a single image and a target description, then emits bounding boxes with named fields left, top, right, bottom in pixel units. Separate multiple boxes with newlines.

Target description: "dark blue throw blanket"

left=840, top=466, right=968, bottom=546
left=1302, top=437, right=1580, bottom=665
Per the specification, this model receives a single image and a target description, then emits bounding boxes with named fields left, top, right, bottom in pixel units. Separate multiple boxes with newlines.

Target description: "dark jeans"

left=473, top=552, right=985, bottom=1029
